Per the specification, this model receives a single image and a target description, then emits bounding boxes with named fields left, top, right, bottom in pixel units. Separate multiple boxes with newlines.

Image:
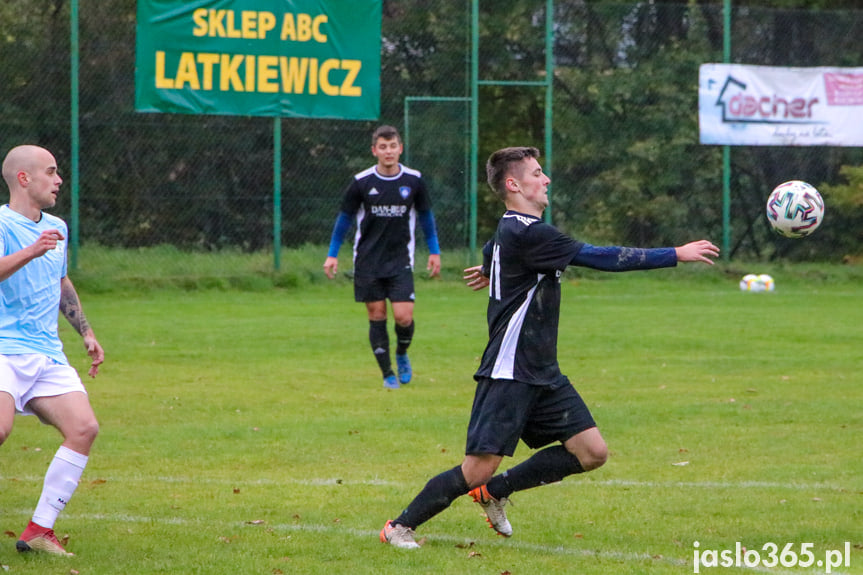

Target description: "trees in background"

left=0, top=0, right=860, bottom=261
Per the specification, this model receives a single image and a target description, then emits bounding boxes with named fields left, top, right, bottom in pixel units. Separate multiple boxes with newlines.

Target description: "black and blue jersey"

left=475, top=210, right=677, bottom=388
left=331, top=164, right=436, bottom=280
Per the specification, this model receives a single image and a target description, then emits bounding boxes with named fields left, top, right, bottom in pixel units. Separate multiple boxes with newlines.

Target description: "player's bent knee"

left=392, top=311, right=413, bottom=326
left=84, top=419, right=100, bottom=443
left=69, top=418, right=100, bottom=447
left=461, top=456, right=500, bottom=488
left=580, top=445, right=608, bottom=471
left=564, top=427, right=608, bottom=471
left=462, top=465, right=495, bottom=488
left=464, top=471, right=495, bottom=489
left=566, top=439, right=608, bottom=471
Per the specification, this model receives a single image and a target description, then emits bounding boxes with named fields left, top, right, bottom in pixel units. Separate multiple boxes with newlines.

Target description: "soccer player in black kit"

left=324, top=126, right=441, bottom=389
left=380, top=146, right=719, bottom=548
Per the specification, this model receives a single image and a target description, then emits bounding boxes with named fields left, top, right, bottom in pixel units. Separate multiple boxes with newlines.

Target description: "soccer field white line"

left=1, top=508, right=850, bottom=574
left=3, top=475, right=855, bottom=574
left=8, top=509, right=693, bottom=567
left=1, top=474, right=852, bottom=492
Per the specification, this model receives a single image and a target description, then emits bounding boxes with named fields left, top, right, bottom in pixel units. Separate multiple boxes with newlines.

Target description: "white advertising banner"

left=699, top=63, right=863, bottom=147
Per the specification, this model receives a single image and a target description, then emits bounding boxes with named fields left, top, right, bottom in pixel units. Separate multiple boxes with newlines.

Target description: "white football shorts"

left=0, top=354, right=86, bottom=416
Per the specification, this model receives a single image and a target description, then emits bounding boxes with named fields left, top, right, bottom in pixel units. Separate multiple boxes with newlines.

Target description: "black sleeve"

left=522, top=222, right=584, bottom=272
left=480, top=239, right=494, bottom=276
left=338, top=179, right=363, bottom=216
left=413, top=176, right=432, bottom=211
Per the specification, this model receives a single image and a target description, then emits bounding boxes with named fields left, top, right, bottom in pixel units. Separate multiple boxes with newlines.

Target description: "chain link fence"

left=1, top=1, right=861, bottom=274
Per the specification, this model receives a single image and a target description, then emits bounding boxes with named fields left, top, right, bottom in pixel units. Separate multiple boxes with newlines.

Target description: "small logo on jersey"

left=371, top=205, right=408, bottom=217
left=399, top=186, right=411, bottom=199
left=369, top=187, right=380, bottom=196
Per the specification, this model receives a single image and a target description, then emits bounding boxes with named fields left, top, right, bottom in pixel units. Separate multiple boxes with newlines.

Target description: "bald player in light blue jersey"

left=1, top=144, right=104, bottom=556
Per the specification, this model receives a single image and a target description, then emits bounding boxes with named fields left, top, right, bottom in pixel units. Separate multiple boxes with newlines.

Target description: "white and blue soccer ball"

left=766, top=180, right=825, bottom=239
left=739, top=273, right=775, bottom=292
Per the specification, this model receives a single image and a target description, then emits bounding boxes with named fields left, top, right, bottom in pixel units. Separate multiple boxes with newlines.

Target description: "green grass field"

left=1, top=249, right=861, bottom=574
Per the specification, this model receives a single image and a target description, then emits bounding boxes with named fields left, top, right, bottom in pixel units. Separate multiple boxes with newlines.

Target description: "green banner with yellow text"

left=135, top=0, right=381, bottom=119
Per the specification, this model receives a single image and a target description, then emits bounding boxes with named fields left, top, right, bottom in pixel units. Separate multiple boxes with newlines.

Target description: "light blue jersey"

left=0, top=204, right=69, bottom=364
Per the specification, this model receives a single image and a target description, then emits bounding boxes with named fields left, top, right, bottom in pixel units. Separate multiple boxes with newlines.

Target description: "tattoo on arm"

left=60, top=280, right=92, bottom=337
left=617, top=247, right=648, bottom=267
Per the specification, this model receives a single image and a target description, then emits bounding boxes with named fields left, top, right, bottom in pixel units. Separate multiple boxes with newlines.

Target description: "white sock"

left=31, top=446, right=88, bottom=529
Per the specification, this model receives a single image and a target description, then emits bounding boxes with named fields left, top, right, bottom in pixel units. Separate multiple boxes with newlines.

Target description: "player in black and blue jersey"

left=381, top=146, right=719, bottom=548
left=324, top=126, right=441, bottom=389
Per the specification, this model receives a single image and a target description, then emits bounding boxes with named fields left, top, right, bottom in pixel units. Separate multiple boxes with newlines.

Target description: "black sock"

left=369, top=320, right=392, bottom=376
left=486, top=445, right=584, bottom=500
left=395, top=321, right=414, bottom=356
left=393, top=465, right=470, bottom=529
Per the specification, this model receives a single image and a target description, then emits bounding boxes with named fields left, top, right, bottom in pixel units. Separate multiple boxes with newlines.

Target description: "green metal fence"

left=1, top=1, right=861, bottom=273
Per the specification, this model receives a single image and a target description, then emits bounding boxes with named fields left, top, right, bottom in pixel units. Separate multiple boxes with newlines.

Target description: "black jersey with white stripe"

left=340, top=164, right=432, bottom=280
left=474, top=211, right=584, bottom=388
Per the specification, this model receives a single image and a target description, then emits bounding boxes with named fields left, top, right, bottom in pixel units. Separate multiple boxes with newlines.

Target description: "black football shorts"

left=465, top=377, right=596, bottom=457
left=353, top=267, right=415, bottom=303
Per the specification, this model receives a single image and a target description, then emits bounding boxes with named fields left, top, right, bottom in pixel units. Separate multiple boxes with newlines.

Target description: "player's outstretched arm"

left=464, top=265, right=489, bottom=291
left=675, top=240, right=720, bottom=265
